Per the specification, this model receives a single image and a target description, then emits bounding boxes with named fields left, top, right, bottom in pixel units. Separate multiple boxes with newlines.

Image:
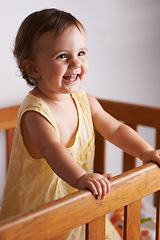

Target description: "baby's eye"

left=78, top=51, right=85, bottom=56
left=57, top=54, right=67, bottom=59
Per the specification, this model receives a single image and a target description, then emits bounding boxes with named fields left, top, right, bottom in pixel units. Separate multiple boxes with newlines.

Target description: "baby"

left=0, top=8, right=160, bottom=240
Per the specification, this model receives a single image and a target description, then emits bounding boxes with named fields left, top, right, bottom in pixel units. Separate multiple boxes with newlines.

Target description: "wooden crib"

left=0, top=99, right=160, bottom=240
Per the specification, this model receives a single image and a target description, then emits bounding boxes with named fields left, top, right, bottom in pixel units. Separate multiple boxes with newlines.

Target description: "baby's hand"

left=76, top=173, right=113, bottom=199
left=141, top=149, right=160, bottom=166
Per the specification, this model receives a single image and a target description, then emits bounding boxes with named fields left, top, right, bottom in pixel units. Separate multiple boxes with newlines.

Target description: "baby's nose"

left=69, top=59, right=81, bottom=69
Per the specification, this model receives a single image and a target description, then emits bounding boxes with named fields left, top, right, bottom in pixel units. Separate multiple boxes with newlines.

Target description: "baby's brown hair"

left=13, top=8, right=84, bottom=86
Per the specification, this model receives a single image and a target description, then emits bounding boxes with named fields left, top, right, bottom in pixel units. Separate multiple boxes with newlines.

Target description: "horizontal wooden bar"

left=1, top=99, right=160, bottom=131
left=0, top=105, right=20, bottom=131
left=98, top=98, right=160, bottom=128
left=0, top=162, right=160, bottom=240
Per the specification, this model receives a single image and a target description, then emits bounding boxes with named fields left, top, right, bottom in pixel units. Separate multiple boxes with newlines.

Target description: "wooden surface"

left=96, top=99, right=160, bottom=175
left=156, top=190, right=160, bottom=240
left=98, top=99, right=160, bottom=128
left=0, top=162, right=160, bottom=240
left=124, top=200, right=141, bottom=240
left=1, top=101, right=160, bottom=239
left=94, top=130, right=106, bottom=174
left=2, top=100, right=160, bottom=173
left=0, top=105, right=19, bottom=169
left=6, top=128, right=15, bottom=168
left=86, top=216, right=105, bottom=240
left=0, top=105, right=19, bottom=131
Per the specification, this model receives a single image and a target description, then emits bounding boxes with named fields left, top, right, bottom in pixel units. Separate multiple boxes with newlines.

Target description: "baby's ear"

left=22, top=59, right=40, bottom=79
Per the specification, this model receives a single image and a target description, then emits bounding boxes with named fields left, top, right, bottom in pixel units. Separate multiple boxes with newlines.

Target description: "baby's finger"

left=92, top=180, right=102, bottom=199
left=100, top=178, right=108, bottom=199
left=152, top=151, right=160, bottom=166
left=155, top=150, right=160, bottom=159
left=102, top=177, right=111, bottom=193
left=95, top=177, right=109, bottom=199
left=103, top=173, right=114, bottom=180
left=86, top=181, right=98, bottom=196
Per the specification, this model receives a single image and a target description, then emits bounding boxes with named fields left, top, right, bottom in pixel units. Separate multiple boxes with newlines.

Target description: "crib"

left=0, top=99, right=160, bottom=240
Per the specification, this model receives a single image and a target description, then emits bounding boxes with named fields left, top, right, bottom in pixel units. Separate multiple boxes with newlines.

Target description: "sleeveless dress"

left=0, top=89, right=94, bottom=239
left=0, top=89, right=121, bottom=240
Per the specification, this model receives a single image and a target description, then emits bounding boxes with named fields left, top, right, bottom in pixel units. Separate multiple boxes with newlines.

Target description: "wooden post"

left=86, top=216, right=105, bottom=240
left=123, top=124, right=137, bottom=172
left=94, top=130, right=106, bottom=174
left=6, top=128, right=15, bottom=169
left=156, top=190, right=160, bottom=240
left=123, top=199, right=141, bottom=240
left=155, top=129, right=160, bottom=207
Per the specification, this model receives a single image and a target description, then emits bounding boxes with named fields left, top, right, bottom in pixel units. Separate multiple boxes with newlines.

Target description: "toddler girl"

left=0, top=8, right=160, bottom=240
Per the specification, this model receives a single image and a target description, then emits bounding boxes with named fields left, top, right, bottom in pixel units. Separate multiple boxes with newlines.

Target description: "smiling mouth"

left=63, top=74, right=79, bottom=82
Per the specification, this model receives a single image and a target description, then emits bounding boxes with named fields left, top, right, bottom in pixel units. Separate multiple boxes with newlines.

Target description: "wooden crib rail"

left=0, top=162, right=160, bottom=240
left=0, top=105, right=19, bottom=131
left=98, top=99, right=160, bottom=127
left=95, top=99, right=160, bottom=174
left=0, top=105, right=20, bottom=168
left=1, top=100, right=160, bottom=173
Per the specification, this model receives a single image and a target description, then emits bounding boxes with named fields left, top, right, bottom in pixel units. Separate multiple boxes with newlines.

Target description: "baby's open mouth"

left=63, top=74, right=79, bottom=82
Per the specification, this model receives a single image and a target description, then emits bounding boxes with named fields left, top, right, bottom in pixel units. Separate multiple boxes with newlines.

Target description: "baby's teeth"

left=63, top=74, right=77, bottom=81
left=70, top=75, right=76, bottom=81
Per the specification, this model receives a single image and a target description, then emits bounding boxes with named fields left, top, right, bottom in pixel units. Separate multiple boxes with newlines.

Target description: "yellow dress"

left=0, top=89, right=121, bottom=240
left=0, top=89, right=94, bottom=237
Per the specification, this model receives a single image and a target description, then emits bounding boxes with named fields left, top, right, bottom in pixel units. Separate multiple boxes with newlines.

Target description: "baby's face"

left=32, top=25, right=88, bottom=98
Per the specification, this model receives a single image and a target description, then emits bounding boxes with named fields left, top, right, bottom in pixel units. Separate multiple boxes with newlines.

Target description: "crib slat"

left=156, top=190, right=160, bottom=240
left=86, top=216, right=105, bottom=240
left=94, top=130, right=106, bottom=174
left=123, top=199, right=141, bottom=240
left=155, top=129, right=160, bottom=206
left=6, top=128, right=15, bottom=168
left=123, top=123, right=137, bottom=172
left=156, top=129, right=160, bottom=150
left=123, top=153, right=136, bottom=172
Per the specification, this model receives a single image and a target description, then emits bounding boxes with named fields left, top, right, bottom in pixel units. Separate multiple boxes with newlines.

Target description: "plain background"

left=0, top=0, right=160, bottom=205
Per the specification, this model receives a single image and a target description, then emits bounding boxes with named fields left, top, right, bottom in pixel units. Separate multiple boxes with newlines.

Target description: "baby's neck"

left=31, top=87, right=71, bottom=105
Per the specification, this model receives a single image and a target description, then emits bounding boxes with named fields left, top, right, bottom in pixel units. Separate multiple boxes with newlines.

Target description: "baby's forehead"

left=37, top=24, right=85, bottom=43
left=33, top=25, right=86, bottom=54
left=38, top=23, right=84, bottom=39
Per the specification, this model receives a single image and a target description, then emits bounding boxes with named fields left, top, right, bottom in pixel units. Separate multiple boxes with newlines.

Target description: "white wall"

left=0, top=0, right=160, bottom=204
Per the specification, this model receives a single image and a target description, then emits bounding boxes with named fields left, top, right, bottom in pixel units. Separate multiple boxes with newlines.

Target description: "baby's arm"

left=22, top=111, right=111, bottom=199
left=88, top=94, right=160, bottom=165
